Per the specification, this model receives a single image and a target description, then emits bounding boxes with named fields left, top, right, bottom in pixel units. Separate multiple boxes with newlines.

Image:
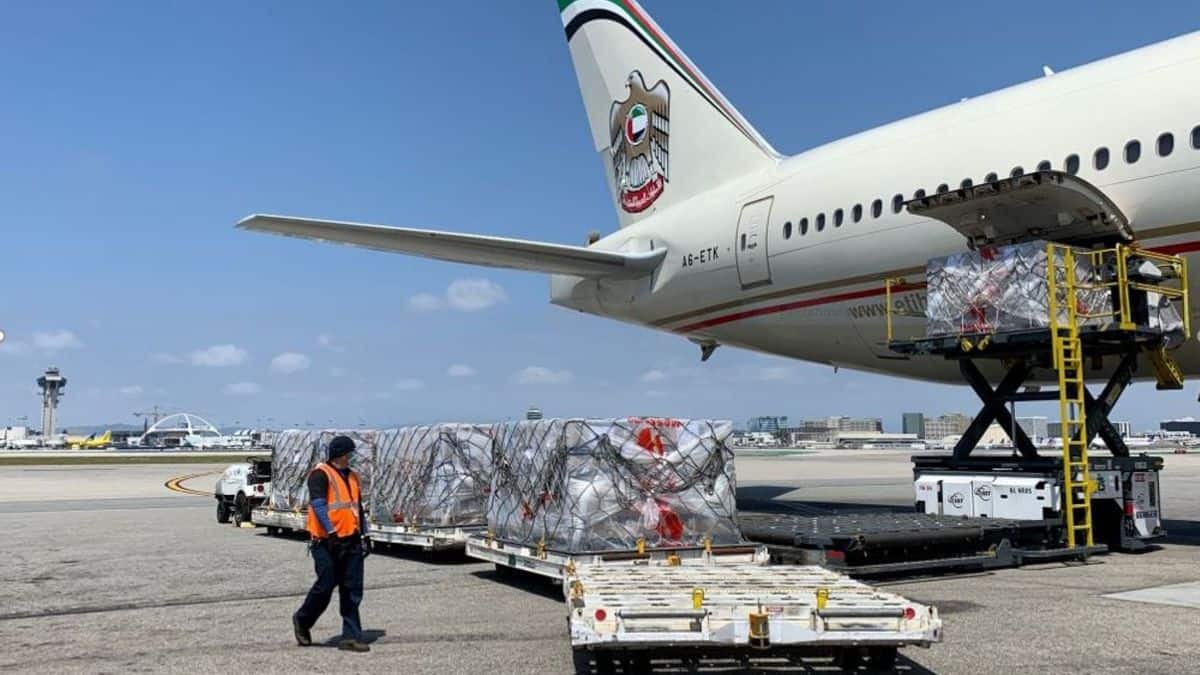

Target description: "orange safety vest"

left=305, top=463, right=362, bottom=539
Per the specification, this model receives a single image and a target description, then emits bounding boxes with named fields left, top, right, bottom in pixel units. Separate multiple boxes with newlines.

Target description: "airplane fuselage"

left=555, top=31, right=1200, bottom=383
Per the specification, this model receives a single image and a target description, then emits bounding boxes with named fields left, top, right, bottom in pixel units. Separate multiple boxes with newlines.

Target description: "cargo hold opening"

left=906, top=170, right=1133, bottom=249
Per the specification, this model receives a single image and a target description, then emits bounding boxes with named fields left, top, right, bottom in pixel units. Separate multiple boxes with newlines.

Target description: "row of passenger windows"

left=781, top=125, right=1200, bottom=240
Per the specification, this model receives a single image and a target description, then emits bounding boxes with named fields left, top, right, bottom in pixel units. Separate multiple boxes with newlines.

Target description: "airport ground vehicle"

left=215, top=459, right=272, bottom=526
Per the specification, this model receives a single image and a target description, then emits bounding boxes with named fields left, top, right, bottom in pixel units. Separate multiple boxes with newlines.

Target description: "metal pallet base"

left=370, top=522, right=484, bottom=551
left=251, top=508, right=482, bottom=551
left=467, top=534, right=768, bottom=582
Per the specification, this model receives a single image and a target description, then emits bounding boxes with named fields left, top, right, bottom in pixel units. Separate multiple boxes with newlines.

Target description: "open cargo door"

left=906, top=171, right=1132, bottom=248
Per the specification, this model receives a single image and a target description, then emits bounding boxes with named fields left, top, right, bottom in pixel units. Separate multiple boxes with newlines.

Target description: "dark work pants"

left=294, top=538, right=364, bottom=641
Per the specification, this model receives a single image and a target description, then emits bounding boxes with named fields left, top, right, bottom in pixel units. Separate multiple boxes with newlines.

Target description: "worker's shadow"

left=315, top=629, right=387, bottom=647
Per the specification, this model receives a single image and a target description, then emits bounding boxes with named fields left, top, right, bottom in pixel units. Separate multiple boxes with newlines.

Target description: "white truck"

left=215, top=459, right=272, bottom=527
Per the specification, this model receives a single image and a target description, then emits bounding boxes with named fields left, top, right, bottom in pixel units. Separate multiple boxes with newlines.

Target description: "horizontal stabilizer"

left=237, top=214, right=666, bottom=278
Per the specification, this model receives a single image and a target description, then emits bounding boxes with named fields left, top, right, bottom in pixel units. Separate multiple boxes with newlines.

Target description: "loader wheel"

left=216, top=499, right=231, bottom=524
left=266, top=526, right=280, bottom=536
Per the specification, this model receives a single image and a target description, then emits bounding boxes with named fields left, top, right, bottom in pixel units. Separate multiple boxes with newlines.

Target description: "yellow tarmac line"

left=164, top=470, right=219, bottom=497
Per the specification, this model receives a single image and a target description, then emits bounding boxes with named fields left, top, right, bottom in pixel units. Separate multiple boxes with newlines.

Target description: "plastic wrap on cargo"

left=267, top=429, right=377, bottom=512
left=488, top=418, right=741, bottom=552
left=926, top=241, right=1113, bottom=337
left=370, top=424, right=494, bottom=527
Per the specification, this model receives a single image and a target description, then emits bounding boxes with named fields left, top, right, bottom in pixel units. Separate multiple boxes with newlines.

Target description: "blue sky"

left=1, top=1, right=1198, bottom=431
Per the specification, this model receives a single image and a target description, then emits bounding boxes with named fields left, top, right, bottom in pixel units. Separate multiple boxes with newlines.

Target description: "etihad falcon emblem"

left=610, top=71, right=670, bottom=213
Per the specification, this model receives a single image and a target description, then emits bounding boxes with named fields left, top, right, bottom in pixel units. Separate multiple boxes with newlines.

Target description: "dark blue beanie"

left=328, top=435, right=356, bottom=460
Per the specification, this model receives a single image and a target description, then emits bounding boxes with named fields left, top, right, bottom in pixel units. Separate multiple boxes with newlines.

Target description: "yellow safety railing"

left=1069, top=245, right=1190, bottom=337
left=884, top=277, right=925, bottom=343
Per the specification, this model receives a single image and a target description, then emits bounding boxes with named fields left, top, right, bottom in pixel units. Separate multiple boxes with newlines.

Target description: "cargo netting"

left=370, top=424, right=495, bottom=528
left=926, top=240, right=1114, bottom=337
left=488, top=418, right=741, bottom=553
left=267, top=429, right=377, bottom=512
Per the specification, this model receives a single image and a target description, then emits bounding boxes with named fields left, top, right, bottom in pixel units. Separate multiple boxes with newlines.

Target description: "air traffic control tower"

left=37, top=367, right=66, bottom=437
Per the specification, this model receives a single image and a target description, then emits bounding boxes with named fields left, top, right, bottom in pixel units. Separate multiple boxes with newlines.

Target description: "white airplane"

left=240, top=1, right=1200, bottom=384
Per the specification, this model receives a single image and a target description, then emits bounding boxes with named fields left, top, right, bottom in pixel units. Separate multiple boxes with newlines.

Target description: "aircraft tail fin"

left=558, top=0, right=779, bottom=227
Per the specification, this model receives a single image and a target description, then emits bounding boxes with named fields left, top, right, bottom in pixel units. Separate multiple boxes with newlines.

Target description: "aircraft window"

left=852, top=204, right=863, bottom=223
left=740, top=233, right=746, bottom=250
left=1037, top=160, right=1051, bottom=172
left=871, top=199, right=883, bottom=218
left=1094, top=147, right=1109, bottom=170
left=1157, top=133, right=1173, bottom=157
left=914, top=189, right=926, bottom=199
left=1125, top=140, right=1141, bottom=164
left=936, top=184, right=948, bottom=194
left=985, top=172, right=998, bottom=183
left=1193, top=125, right=1200, bottom=149
left=1010, top=166, right=1024, bottom=177
left=960, top=178, right=973, bottom=189
left=834, top=209, right=844, bottom=227
left=799, top=217, right=808, bottom=235
left=1065, top=154, right=1080, bottom=175
left=816, top=213, right=826, bottom=232
left=892, top=194, right=903, bottom=213
left=783, top=221, right=792, bottom=239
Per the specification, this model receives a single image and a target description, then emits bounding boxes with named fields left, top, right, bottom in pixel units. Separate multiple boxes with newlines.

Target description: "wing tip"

left=235, top=213, right=276, bottom=230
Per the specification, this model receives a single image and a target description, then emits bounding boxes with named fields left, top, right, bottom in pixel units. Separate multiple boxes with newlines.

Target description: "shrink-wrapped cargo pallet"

left=267, top=429, right=377, bottom=512
left=926, top=240, right=1115, bottom=337
left=488, top=417, right=741, bottom=552
left=370, top=424, right=494, bottom=527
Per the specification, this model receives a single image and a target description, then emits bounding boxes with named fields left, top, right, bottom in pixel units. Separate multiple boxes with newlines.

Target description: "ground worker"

left=292, top=435, right=371, bottom=652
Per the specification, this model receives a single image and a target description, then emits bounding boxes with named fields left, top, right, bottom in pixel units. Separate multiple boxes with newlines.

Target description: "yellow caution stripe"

left=164, top=470, right=219, bottom=497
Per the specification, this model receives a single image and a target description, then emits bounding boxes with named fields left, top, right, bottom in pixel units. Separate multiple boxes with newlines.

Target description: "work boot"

left=292, top=616, right=312, bottom=647
left=338, top=639, right=371, bottom=653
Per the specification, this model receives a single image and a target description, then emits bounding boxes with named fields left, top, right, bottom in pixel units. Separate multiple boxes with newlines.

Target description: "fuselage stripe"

left=676, top=282, right=926, bottom=333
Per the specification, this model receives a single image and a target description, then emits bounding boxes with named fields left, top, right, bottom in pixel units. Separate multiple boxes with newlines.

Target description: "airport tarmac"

left=1, top=450, right=1197, bottom=674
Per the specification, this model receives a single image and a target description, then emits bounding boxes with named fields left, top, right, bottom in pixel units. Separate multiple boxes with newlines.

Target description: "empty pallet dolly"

left=566, top=563, right=941, bottom=673
left=466, top=533, right=768, bottom=581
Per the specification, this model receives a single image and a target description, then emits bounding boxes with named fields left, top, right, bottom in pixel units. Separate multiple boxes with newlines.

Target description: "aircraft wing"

left=237, top=214, right=666, bottom=279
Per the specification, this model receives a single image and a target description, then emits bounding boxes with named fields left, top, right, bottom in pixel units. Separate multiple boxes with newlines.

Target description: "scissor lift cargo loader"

left=884, top=170, right=1186, bottom=557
